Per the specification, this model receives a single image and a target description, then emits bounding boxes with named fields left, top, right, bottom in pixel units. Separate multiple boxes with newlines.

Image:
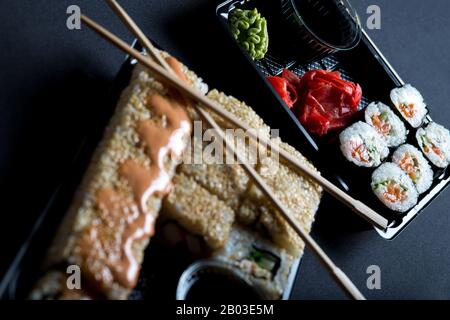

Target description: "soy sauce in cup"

left=176, top=260, right=267, bottom=301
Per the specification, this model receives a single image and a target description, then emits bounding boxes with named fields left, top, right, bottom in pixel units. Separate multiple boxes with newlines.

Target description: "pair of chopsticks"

left=81, top=0, right=366, bottom=300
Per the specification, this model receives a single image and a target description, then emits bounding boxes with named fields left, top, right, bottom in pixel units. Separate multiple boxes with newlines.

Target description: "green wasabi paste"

left=229, top=8, right=269, bottom=60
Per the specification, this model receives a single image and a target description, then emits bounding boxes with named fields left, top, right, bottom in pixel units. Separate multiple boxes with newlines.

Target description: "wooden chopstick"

left=82, top=7, right=366, bottom=300
left=85, top=7, right=387, bottom=231
left=80, top=10, right=388, bottom=231
left=105, top=0, right=172, bottom=72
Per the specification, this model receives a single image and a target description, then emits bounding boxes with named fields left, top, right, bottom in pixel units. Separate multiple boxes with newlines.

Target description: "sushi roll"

left=371, top=163, right=418, bottom=212
left=416, top=122, right=450, bottom=168
left=340, top=122, right=389, bottom=168
left=392, top=144, right=433, bottom=194
left=365, top=102, right=407, bottom=147
left=390, top=84, right=427, bottom=128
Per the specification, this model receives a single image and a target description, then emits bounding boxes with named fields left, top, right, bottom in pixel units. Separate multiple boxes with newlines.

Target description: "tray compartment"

left=216, top=0, right=450, bottom=239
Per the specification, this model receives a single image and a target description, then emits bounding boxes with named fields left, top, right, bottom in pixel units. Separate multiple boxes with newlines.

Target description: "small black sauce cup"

left=176, top=260, right=268, bottom=301
left=280, top=0, right=362, bottom=63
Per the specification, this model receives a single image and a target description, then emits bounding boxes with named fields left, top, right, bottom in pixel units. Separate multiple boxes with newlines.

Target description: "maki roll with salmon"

left=392, top=144, right=433, bottom=194
left=365, top=102, right=407, bottom=147
left=416, top=122, right=450, bottom=168
left=390, top=84, right=427, bottom=128
left=371, top=163, right=418, bottom=212
left=340, top=122, right=389, bottom=167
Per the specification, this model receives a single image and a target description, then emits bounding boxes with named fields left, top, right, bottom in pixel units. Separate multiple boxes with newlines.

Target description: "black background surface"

left=1, top=0, right=450, bottom=300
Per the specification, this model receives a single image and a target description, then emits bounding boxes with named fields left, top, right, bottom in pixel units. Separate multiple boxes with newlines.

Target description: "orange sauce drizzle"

left=74, top=57, right=191, bottom=289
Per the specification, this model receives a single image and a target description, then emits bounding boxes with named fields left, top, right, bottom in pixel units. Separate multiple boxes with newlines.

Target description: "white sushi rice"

left=340, top=122, right=389, bottom=168
left=371, top=163, right=418, bottom=212
left=416, top=122, right=450, bottom=168
left=365, top=102, right=407, bottom=147
left=390, top=84, right=427, bottom=128
left=392, top=144, right=433, bottom=194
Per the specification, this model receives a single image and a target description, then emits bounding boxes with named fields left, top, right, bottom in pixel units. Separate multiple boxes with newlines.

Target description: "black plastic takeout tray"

left=216, top=0, right=450, bottom=239
left=2, top=0, right=450, bottom=300
left=0, top=41, right=301, bottom=300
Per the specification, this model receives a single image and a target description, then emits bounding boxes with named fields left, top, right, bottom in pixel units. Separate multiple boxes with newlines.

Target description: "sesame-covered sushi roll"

left=416, top=122, right=450, bottom=168
left=390, top=84, right=427, bottom=128
left=371, top=163, right=418, bottom=212
left=392, top=144, right=433, bottom=194
left=340, top=122, right=389, bottom=168
left=365, top=102, right=407, bottom=147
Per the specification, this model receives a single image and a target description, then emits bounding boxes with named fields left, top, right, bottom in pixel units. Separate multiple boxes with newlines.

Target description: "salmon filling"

left=399, top=102, right=416, bottom=118
left=383, top=181, right=408, bottom=203
left=371, top=113, right=391, bottom=135
left=399, top=154, right=420, bottom=182
left=352, top=143, right=370, bottom=163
